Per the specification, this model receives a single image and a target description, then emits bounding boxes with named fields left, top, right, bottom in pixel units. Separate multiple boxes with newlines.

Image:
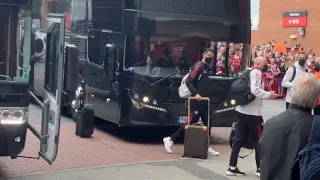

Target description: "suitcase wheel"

left=200, top=155, right=207, bottom=159
left=182, top=154, right=191, bottom=158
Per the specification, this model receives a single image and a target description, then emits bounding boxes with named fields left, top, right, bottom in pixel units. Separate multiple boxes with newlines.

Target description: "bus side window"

left=88, top=30, right=103, bottom=65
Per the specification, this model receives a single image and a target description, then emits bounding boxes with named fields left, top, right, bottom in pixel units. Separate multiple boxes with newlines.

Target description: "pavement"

left=6, top=153, right=260, bottom=180
left=1, top=100, right=285, bottom=180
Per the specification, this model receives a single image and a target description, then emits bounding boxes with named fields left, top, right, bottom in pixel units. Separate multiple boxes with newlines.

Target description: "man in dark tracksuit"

left=163, top=49, right=219, bottom=156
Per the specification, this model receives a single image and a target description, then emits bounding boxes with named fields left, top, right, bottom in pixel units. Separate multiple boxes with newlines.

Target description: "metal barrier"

left=263, top=75, right=279, bottom=93
left=270, top=77, right=278, bottom=92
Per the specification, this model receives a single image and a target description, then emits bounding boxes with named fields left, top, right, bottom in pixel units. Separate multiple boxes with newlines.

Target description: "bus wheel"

left=62, top=105, right=77, bottom=121
left=62, top=105, right=72, bottom=117
left=10, top=156, right=17, bottom=159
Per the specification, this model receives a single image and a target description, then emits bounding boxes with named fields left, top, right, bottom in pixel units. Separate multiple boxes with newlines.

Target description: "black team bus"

left=0, top=0, right=65, bottom=164
left=31, top=0, right=251, bottom=127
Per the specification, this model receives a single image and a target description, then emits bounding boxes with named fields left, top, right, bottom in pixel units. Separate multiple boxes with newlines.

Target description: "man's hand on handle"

left=194, top=94, right=202, bottom=101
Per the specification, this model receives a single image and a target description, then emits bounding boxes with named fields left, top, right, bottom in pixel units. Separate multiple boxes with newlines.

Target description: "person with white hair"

left=259, top=73, right=320, bottom=180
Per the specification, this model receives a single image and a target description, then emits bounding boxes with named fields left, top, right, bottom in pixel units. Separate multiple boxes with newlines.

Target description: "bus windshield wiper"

left=0, top=75, right=12, bottom=81
left=149, top=72, right=186, bottom=87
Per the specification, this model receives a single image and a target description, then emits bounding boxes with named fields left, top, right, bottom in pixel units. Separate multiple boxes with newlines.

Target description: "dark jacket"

left=186, top=62, right=210, bottom=97
left=259, top=104, right=313, bottom=180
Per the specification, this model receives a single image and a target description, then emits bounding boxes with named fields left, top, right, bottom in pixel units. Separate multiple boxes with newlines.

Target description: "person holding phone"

left=225, top=57, right=279, bottom=177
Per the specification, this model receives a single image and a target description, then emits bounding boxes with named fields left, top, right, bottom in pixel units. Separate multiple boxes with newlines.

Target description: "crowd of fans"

left=250, top=41, right=319, bottom=98
left=212, top=40, right=320, bottom=98
left=209, top=42, right=243, bottom=76
left=144, top=40, right=317, bottom=100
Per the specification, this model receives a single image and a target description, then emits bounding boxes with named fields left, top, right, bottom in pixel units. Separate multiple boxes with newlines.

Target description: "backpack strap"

left=249, top=68, right=263, bottom=85
left=290, top=66, right=296, bottom=82
left=308, top=115, right=320, bottom=143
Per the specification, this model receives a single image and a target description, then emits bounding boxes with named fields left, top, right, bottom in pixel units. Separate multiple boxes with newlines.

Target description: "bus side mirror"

left=64, top=45, right=79, bottom=92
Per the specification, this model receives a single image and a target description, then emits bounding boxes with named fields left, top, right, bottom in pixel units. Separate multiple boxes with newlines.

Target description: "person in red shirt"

left=216, top=52, right=224, bottom=76
left=263, top=64, right=272, bottom=91
left=230, top=48, right=242, bottom=76
left=306, top=60, right=315, bottom=73
left=269, top=57, right=280, bottom=92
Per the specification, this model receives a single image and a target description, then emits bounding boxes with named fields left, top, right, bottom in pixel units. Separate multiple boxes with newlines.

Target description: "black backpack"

left=230, top=69, right=256, bottom=106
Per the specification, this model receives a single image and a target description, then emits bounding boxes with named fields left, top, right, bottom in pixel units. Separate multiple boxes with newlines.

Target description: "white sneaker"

left=163, top=137, right=173, bottom=154
left=255, top=169, right=260, bottom=177
left=208, top=147, right=220, bottom=156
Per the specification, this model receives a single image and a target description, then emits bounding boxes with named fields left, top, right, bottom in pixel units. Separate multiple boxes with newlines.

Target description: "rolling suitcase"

left=75, top=107, right=94, bottom=138
left=183, top=97, right=210, bottom=159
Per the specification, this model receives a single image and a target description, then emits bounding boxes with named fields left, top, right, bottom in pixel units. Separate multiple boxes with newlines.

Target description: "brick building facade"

left=251, top=0, right=320, bottom=54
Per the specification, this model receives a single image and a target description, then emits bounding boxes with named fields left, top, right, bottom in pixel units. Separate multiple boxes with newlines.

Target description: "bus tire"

left=10, top=156, right=17, bottom=159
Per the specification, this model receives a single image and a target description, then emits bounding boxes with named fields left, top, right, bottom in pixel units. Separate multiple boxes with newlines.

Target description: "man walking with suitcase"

left=163, top=49, right=220, bottom=156
left=225, top=57, right=279, bottom=177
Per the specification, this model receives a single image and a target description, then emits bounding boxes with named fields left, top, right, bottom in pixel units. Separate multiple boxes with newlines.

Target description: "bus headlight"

left=14, top=136, right=21, bottom=142
left=128, top=90, right=167, bottom=112
left=223, top=102, right=228, bottom=107
left=0, top=107, right=28, bottom=125
left=152, top=100, right=158, bottom=106
left=142, top=96, right=150, bottom=103
left=133, top=93, right=140, bottom=100
left=230, top=99, right=236, bottom=105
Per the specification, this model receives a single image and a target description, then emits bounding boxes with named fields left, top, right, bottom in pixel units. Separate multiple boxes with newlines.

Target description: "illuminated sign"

left=172, top=42, right=187, bottom=62
left=282, top=11, right=307, bottom=27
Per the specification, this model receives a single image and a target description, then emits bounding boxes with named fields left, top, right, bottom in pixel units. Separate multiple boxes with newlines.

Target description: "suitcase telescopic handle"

left=187, top=97, right=210, bottom=127
left=188, top=97, right=210, bottom=101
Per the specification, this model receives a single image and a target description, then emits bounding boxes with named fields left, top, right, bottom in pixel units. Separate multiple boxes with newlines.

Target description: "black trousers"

left=314, top=105, right=320, bottom=115
left=170, top=100, right=211, bottom=142
left=286, top=102, right=290, bottom=109
left=229, top=112, right=263, bottom=169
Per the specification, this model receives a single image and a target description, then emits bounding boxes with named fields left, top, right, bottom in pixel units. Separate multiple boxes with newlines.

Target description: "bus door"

left=39, top=13, right=66, bottom=164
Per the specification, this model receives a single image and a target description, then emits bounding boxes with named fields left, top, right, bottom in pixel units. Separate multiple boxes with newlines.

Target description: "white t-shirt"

left=236, top=68, right=271, bottom=116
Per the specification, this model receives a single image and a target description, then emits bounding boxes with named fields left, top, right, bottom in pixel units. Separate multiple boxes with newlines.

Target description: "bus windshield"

left=32, top=0, right=71, bottom=30
left=0, top=6, right=32, bottom=83
left=71, top=0, right=86, bottom=21
left=124, top=10, right=246, bottom=78
left=32, top=0, right=88, bottom=31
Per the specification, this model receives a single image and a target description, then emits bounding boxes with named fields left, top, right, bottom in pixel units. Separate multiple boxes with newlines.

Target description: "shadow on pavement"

left=93, top=117, right=229, bottom=146
left=94, top=117, right=182, bottom=144
left=0, top=167, right=8, bottom=179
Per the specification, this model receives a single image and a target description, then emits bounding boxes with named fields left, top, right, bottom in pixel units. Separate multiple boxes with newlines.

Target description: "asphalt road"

left=261, top=99, right=285, bottom=121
